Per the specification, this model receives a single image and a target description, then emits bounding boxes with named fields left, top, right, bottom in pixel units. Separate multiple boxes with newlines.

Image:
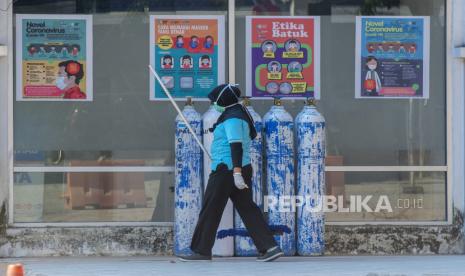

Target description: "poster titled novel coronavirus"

left=355, top=16, right=430, bottom=99
left=150, top=15, right=225, bottom=101
left=246, top=16, right=320, bottom=99
left=16, top=14, right=93, bottom=101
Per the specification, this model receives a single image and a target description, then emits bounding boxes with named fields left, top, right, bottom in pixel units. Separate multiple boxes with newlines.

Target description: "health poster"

left=150, top=15, right=225, bottom=101
left=246, top=16, right=320, bottom=99
left=16, top=14, right=93, bottom=101
left=355, top=16, right=430, bottom=99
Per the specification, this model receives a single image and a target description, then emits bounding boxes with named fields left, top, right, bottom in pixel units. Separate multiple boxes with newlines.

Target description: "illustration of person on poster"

left=355, top=16, right=430, bottom=99
left=56, top=60, right=86, bottom=99
left=16, top=15, right=93, bottom=101
left=199, top=55, right=212, bottom=69
left=162, top=55, right=174, bottom=69
left=246, top=16, right=320, bottom=99
left=364, top=56, right=382, bottom=95
left=150, top=15, right=225, bottom=100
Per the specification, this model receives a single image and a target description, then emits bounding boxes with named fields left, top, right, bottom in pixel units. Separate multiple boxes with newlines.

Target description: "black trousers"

left=190, top=163, right=277, bottom=256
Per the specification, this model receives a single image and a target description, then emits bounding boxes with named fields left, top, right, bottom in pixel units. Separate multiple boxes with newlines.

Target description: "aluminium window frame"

left=7, top=0, right=454, bottom=227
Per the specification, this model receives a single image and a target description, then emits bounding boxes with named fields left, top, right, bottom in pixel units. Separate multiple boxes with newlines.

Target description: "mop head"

left=216, top=225, right=291, bottom=239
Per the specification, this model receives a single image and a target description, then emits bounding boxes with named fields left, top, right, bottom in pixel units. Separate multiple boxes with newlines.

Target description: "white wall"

left=0, top=0, right=13, bottom=224
left=451, top=0, right=465, bottom=216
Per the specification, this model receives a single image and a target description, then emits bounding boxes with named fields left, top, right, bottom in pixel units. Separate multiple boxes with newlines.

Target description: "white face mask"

left=214, top=84, right=240, bottom=112
left=55, top=76, right=67, bottom=90
left=368, top=64, right=377, bottom=70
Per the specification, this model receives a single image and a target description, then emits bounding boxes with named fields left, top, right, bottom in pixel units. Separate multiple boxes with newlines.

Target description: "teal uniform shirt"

left=210, top=118, right=251, bottom=171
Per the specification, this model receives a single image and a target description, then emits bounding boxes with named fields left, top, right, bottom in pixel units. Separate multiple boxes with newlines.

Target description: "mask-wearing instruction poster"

left=16, top=14, right=93, bottom=101
left=150, top=15, right=225, bottom=101
left=246, top=16, right=320, bottom=99
left=355, top=16, right=430, bottom=99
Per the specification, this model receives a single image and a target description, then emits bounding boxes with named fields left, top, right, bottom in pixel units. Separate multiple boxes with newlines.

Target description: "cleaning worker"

left=178, top=84, right=283, bottom=262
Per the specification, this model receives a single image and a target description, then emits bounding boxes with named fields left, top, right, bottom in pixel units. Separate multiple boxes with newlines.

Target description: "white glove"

left=233, top=172, right=249, bottom=190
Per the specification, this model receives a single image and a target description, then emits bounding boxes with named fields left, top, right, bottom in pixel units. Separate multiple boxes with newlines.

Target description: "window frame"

left=7, top=0, right=453, bottom=226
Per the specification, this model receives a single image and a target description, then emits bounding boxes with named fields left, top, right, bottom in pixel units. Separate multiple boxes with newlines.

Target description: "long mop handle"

left=148, top=65, right=212, bottom=161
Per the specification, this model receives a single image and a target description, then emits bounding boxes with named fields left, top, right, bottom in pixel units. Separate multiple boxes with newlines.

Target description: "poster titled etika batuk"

left=16, top=14, right=93, bottom=101
left=355, top=16, right=430, bottom=99
left=246, top=16, right=320, bottom=99
left=150, top=15, right=225, bottom=101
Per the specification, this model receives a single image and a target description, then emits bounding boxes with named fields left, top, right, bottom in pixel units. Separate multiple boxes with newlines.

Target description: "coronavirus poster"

left=150, top=15, right=225, bottom=101
left=355, top=16, right=430, bottom=99
left=16, top=14, right=93, bottom=101
left=246, top=16, right=320, bottom=99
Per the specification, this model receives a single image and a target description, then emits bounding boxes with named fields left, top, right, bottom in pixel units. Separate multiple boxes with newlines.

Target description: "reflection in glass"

left=235, top=0, right=446, bottom=166
left=325, top=171, right=445, bottom=222
left=14, top=171, right=174, bottom=223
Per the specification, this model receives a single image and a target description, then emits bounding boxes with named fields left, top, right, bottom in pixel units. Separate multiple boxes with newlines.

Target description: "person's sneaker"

left=256, top=246, right=283, bottom=262
left=178, top=252, right=212, bottom=262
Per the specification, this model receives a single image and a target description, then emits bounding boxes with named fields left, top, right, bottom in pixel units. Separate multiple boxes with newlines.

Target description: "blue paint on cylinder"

left=234, top=104, right=263, bottom=256
left=203, top=105, right=234, bottom=257
left=174, top=104, right=203, bottom=256
left=295, top=103, right=326, bottom=256
left=263, top=102, right=296, bottom=256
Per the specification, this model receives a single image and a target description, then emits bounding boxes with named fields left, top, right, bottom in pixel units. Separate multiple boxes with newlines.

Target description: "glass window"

left=13, top=0, right=228, bottom=223
left=12, top=0, right=447, bottom=223
left=325, top=171, right=446, bottom=222
left=236, top=0, right=446, bottom=166
left=14, top=171, right=174, bottom=223
left=13, top=0, right=228, bottom=168
left=235, top=0, right=447, bottom=222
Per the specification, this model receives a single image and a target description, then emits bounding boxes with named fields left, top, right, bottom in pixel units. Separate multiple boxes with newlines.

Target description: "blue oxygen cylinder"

left=202, top=104, right=234, bottom=257
left=296, top=99, right=326, bottom=256
left=263, top=98, right=296, bottom=256
left=174, top=98, right=203, bottom=256
left=234, top=97, right=263, bottom=256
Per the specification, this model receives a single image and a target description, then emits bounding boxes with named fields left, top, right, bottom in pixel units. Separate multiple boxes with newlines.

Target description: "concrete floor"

left=1, top=255, right=465, bottom=276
